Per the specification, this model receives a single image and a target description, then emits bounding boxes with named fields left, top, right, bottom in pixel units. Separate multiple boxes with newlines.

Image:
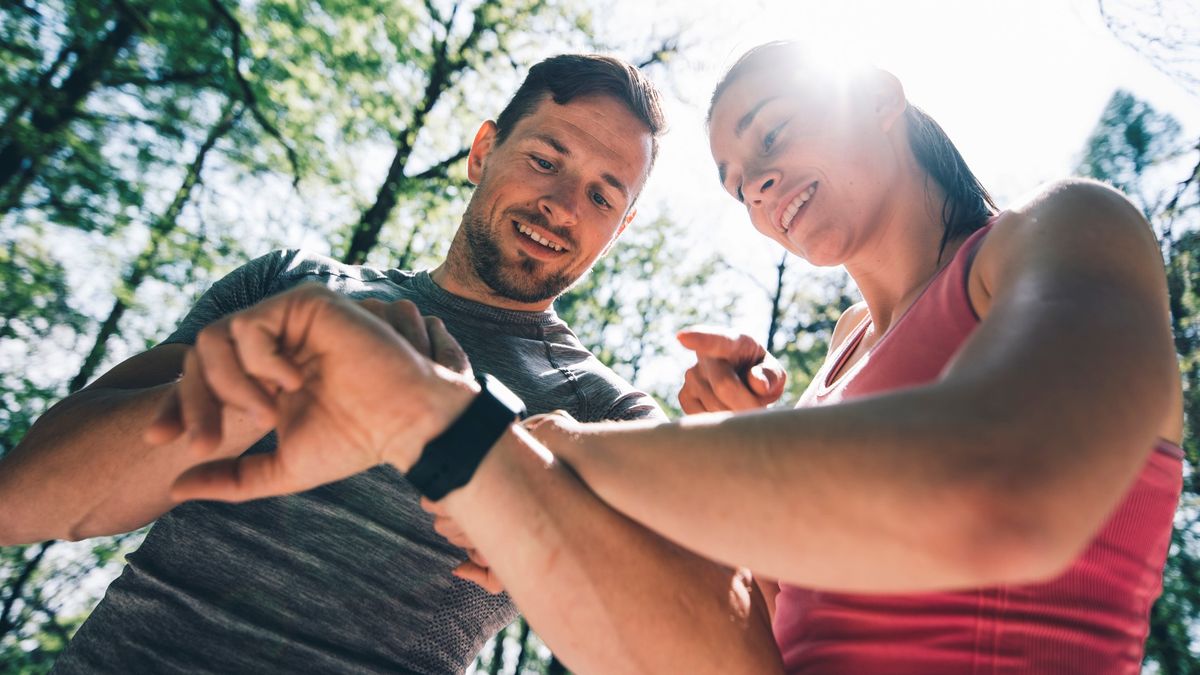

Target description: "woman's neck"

left=844, top=177, right=963, bottom=334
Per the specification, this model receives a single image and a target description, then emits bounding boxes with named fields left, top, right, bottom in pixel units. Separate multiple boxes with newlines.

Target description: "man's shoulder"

left=270, top=249, right=417, bottom=292
left=541, top=327, right=665, bottom=422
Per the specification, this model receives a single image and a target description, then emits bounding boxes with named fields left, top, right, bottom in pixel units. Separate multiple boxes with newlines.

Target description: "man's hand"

left=677, top=327, right=786, bottom=414
left=422, top=496, right=505, bottom=593
left=144, top=285, right=477, bottom=503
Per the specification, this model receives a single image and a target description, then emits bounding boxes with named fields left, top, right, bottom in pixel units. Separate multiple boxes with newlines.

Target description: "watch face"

left=479, top=373, right=528, bottom=420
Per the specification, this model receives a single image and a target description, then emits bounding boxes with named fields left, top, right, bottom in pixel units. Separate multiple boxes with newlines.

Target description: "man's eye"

left=591, top=192, right=610, bottom=208
left=736, top=184, right=745, bottom=203
left=533, top=157, right=554, bottom=171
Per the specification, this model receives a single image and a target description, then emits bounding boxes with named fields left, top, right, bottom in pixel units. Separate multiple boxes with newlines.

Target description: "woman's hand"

left=677, top=328, right=786, bottom=414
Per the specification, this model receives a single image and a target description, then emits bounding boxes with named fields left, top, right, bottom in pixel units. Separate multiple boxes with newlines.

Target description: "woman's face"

left=708, top=66, right=907, bottom=267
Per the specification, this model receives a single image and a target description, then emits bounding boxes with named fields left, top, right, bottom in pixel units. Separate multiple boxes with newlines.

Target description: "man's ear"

left=599, top=208, right=636, bottom=257
left=870, top=69, right=907, bottom=133
left=467, top=121, right=499, bottom=185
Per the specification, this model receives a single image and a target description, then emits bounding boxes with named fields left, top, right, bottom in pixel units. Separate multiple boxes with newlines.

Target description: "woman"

left=509, top=41, right=1185, bottom=672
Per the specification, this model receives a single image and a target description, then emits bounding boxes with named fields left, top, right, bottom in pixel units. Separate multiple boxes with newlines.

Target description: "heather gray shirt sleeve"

left=160, top=249, right=299, bottom=347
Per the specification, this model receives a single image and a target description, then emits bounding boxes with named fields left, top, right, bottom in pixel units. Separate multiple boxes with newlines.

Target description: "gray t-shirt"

left=54, top=249, right=664, bottom=674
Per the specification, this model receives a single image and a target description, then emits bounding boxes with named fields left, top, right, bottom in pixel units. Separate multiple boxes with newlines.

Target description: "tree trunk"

left=765, top=251, right=788, bottom=353
left=487, top=625, right=507, bottom=674
left=0, top=12, right=138, bottom=211
left=341, top=1, right=499, bottom=265
left=547, top=654, right=568, bottom=674
left=512, top=618, right=532, bottom=674
left=0, top=541, right=52, bottom=643
left=69, top=103, right=240, bottom=392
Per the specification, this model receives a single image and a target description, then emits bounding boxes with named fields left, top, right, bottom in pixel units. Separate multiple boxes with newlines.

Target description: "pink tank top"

left=774, top=223, right=1183, bottom=674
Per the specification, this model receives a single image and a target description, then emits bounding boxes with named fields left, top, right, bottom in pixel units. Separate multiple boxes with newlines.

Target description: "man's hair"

left=494, top=54, right=666, bottom=167
left=709, top=41, right=997, bottom=258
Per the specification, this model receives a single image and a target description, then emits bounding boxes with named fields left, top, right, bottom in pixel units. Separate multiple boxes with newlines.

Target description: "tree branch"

left=636, top=34, right=682, bottom=69
left=207, top=0, right=301, bottom=188
left=410, top=146, right=470, bottom=181
left=0, top=541, right=54, bottom=643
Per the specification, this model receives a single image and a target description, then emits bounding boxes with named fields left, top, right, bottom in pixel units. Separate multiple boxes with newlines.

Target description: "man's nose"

left=538, top=181, right=580, bottom=227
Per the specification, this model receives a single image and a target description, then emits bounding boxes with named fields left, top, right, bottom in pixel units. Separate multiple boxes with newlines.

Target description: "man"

left=0, top=54, right=778, bottom=674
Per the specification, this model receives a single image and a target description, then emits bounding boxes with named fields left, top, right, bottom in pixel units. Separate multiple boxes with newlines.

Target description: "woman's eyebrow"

left=736, top=96, right=780, bottom=138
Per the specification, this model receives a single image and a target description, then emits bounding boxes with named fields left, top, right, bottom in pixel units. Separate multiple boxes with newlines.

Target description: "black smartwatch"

left=406, top=373, right=527, bottom=501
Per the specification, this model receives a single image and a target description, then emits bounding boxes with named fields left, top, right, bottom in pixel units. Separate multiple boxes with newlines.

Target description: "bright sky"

left=627, top=0, right=1199, bottom=340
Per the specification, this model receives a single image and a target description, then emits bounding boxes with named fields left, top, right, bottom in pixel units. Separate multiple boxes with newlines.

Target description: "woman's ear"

left=871, top=69, right=907, bottom=133
left=467, top=121, right=498, bottom=185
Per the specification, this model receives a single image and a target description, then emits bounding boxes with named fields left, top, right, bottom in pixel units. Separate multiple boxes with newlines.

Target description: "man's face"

left=459, top=93, right=653, bottom=304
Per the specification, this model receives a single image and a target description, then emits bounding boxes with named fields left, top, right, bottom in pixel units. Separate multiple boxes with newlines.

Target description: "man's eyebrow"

left=532, top=134, right=571, bottom=156
left=530, top=134, right=627, bottom=198
left=735, top=96, right=779, bottom=138
left=601, top=173, right=628, bottom=198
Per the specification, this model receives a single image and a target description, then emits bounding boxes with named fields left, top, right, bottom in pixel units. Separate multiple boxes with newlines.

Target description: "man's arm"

left=155, top=285, right=784, bottom=675
left=440, top=427, right=782, bottom=674
left=541, top=180, right=1181, bottom=593
left=0, top=344, right=267, bottom=544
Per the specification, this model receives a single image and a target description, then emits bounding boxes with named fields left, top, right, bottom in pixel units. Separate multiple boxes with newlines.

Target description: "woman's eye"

left=764, top=124, right=784, bottom=152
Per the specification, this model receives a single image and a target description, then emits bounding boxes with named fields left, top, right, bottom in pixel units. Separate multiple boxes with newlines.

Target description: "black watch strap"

left=406, top=373, right=527, bottom=501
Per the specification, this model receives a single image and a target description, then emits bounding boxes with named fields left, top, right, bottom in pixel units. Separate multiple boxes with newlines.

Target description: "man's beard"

left=462, top=204, right=578, bottom=304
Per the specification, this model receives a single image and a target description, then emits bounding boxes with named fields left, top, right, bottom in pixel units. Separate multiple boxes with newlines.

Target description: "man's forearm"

left=441, top=425, right=782, bottom=675
left=0, top=385, right=260, bottom=544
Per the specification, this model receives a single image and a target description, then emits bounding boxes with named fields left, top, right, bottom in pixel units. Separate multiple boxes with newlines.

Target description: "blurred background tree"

left=2, top=0, right=1199, bottom=673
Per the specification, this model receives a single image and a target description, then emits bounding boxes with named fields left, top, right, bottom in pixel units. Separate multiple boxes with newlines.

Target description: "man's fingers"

left=194, top=325, right=276, bottom=427
left=228, top=314, right=305, bottom=393
left=144, top=384, right=185, bottom=445
left=432, top=515, right=471, bottom=548
left=419, top=496, right=446, bottom=515
left=178, top=350, right=223, bottom=454
left=453, top=561, right=505, bottom=594
left=466, top=547, right=490, bottom=568
left=170, top=453, right=299, bottom=503
left=426, top=317, right=471, bottom=375
left=385, top=300, right=432, bottom=358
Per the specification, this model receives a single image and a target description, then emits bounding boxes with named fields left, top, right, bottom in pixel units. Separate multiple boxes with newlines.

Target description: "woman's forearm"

left=548, top=381, right=1134, bottom=593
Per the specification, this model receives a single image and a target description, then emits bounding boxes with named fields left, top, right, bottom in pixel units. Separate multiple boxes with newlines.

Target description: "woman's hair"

left=709, top=41, right=997, bottom=257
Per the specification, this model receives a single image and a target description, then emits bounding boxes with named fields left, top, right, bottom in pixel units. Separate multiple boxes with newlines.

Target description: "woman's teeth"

left=781, top=183, right=818, bottom=231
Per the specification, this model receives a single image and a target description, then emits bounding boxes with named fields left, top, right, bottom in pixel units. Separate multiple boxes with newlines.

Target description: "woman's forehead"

left=711, top=68, right=833, bottom=131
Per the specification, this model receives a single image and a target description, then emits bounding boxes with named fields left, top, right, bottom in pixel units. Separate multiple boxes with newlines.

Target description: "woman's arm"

left=544, top=179, right=1180, bottom=593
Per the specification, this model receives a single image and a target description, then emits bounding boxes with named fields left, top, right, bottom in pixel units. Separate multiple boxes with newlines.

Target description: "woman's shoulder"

left=989, top=178, right=1149, bottom=243
left=970, top=178, right=1162, bottom=315
left=826, top=301, right=870, bottom=357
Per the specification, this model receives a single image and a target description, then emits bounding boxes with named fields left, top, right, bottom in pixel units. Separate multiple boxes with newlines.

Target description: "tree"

left=1077, top=88, right=1200, bottom=672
